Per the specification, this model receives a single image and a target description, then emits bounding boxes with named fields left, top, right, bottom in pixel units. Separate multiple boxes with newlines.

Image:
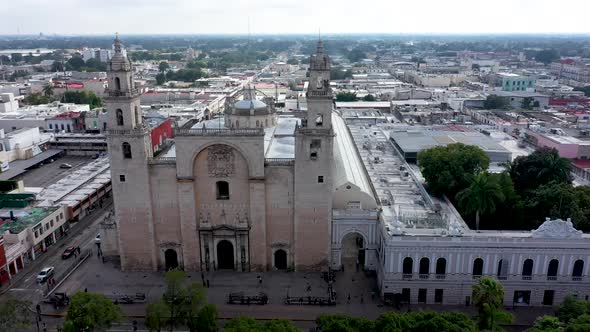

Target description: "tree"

left=456, top=173, right=504, bottom=231
left=316, top=314, right=374, bottom=332
left=525, top=182, right=585, bottom=229
left=472, top=277, right=512, bottom=331
left=567, top=314, right=590, bottom=331
left=10, top=53, right=22, bottom=63
left=286, top=58, right=299, bottom=65
left=192, top=304, right=217, bottom=332
left=362, top=94, right=376, bottom=101
left=156, top=73, right=166, bottom=85
left=336, top=92, right=358, bottom=102
left=63, top=292, right=122, bottom=332
left=417, top=143, right=490, bottom=196
left=159, top=61, right=170, bottom=73
left=24, top=92, right=51, bottom=105
left=522, top=97, right=534, bottom=110
left=557, top=296, right=590, bottom=324
left=484, top=95, right=510, bottom=110
left=51, top=61, right=64, bottom=72
left=42, top=83, right=54, bottom=97
left=527, top=316, right=563, bottom=332
left=83, top=58, right=107, bottom=72
left=0, top=297, right=33, bottom=331
left=507, top=147, right=571, bottom=194
left=63, top=90, right=103, bottom=109
left=146, top=300, right=169, bottom=332
left=145, top=270, right=210, bottom=332
left=66, top=56, right=85, bottom=71
left=536, top=49, right=560, bottom=65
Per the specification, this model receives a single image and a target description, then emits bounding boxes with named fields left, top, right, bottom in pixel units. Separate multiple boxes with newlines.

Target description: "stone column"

left=177, top=178, right=200, bottom=270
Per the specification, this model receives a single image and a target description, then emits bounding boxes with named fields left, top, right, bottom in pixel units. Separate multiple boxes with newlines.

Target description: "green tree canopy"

left=336, top=92, right=358, bottom=102
left=66, top=56, right=85, bottom=71
left=417, top=143, right=490, bottom=196
left=507, top=147, right=571, bottom=194
left=24, top=92, right=52, bottom=105
left=0, top=297, right=33, bottom=331
left=10, top=53, right=23, bottom=63
left=159, top=61, right=170, bottom=73
left=83, top=58, right=107, bottom=72
left=362, top=94, right=376, bottom=101
left=484, top=95, right=511, bottom=110
left=472, top=277, right=512, bottom=331
left=536, top=49, right=560, bottom=65
left=456, top=172, right=505, bottom=231
left=527, top=315, right=563, bottom=332
left=224, top=316, right=301, bottom=332
left=63, top=90, right=103, bottom=109
left=64, top=292, right=122, bottom=332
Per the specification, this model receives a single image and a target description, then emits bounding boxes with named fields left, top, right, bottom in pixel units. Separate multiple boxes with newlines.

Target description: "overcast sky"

left=2, top=0, right=589, bottom=35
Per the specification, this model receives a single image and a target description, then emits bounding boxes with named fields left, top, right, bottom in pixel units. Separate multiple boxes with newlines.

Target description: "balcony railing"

left=264, top=158, right=295, bottom=166
left=497, top=276, right=508, bottom=280
left=572, top=276, right=583, bottom=281
left=175, top=128, right=264, bottom=137
left=435, top=274, right=446, bottom=280
left=402, top=273, right=413, bottom=280
left=107, top=128, right=148, bottom=136
left=522, top=276, right=532, bottom=280
left=472, top=275, right=482, bottom=280
left=419, top=274, right=429, bottom=280
left=547, top=276, right=557, bottom=281
left=106, top=89, right=139, bottom=97
left=148, top=157, right=176, bottom=165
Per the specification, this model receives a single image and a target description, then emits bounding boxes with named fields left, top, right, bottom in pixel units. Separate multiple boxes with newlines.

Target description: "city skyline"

left=2, top=0, right=590, bottom=35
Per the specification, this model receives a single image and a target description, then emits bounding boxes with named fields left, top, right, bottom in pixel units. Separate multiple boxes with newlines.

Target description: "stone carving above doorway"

left=207, top=145, right=234, bottom=177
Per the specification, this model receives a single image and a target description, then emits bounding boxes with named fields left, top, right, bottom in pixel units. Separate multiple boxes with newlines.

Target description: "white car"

left=37, top=266, right=54, bottom=283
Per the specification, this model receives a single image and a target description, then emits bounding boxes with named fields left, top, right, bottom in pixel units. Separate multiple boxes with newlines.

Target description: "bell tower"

left=105, top=35, right=156, bottom=271
left=293, top=39, right=334, bottom=270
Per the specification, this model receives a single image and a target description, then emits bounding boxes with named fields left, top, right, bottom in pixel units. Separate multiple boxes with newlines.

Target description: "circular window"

left=346, top=185, right=351, bottom=189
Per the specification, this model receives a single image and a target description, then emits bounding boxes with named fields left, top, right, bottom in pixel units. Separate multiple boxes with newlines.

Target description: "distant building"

left=550, top=59, right=590, bottom=84
left=499, top=73, right=536, bottom=92
left=0, top=93, right=18, bottom=113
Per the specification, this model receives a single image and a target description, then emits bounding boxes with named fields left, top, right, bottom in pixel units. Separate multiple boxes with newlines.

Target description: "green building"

left=500, top=73, right=536, bottom=92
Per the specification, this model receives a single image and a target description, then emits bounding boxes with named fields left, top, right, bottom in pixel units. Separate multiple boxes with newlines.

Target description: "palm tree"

left=42, top=83, right=54, bottom=98
left=456, top=173, right=504, bottom=231
left=472, top=277, right=511, bottom=330
left=537, top=149, right=571, bottom=184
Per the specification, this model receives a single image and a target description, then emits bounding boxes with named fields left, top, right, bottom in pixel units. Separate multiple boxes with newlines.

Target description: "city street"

left=14, top=156, right=94, bottom=187
left=0, top=198, right=113, bottom=305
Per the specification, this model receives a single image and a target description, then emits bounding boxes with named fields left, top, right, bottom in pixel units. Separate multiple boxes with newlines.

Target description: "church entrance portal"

left=274, top=249, right=287, bottom=270
left=164, top=249, right=178, bottom=270
left=217, top=240, right=234, bottom=270
left=341, top=232, right=365, bottom=268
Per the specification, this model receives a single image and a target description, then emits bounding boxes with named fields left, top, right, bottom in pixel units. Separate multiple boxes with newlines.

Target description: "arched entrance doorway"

left=217, top=240, right=234, bottom=270
left=165, top=249, right=178, bottom=270
left=274, top=249, right=287, bottom=270
left=341, top=232, right=365, bottom=269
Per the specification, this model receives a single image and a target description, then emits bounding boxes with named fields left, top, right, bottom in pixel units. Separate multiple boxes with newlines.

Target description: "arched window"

left=402, top=257, right=413, bottom=276
left=116, top=109, right=124, bottom=126
left=216, top=181, right=229, bottom=200
left=573, top=260, right=584, bottom=280
left=122, top=142, right=132, bottom=159
left=547, top=259, right=559, bottom=280
left=419, top=257, right=430, bottom=278
left=256, top=120, right=260, bottom=127
left=115, top=77, right=121, bottom=91
left=473, top=258, right=484, bottom=277
left=497, top=259, right=509, bottom=279
left=522, top=259, right=534, bottom=279
left=436, top=258, right=446, bottom=277
left=315, top=114, right=323, bottom=127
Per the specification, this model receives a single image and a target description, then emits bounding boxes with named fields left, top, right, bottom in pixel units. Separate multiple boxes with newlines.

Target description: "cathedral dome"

left=234, top=99, right=267, bottom=112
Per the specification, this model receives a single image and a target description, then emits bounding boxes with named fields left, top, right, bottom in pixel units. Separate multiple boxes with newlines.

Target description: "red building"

left=0, top=237, right=9, bottom=286
left=149, top=118, right=173, bottom=153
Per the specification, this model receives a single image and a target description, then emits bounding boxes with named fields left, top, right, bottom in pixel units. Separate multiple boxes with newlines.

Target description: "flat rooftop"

left=0, top=206, right=58, bottom=234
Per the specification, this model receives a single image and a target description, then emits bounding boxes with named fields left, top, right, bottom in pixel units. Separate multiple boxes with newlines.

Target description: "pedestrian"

left=360, top=294, right=364, bottom=304
left=42, top=322, right=47, bottom=332
left=102, top=256, right=105, bottom=263
left=347, top=293, right=351, bottom=304
left=201, top=272, right=205, bottom=283
left=74, top=251, right=77, bottom=259
left=259, top=277, right=262, bottom=285
left=206, top=279, right=210, bottom=288
left=77, top=247, right=81, bottom=254
left=202, top=279, right=206, bottom=287
left=84, top=288, right=87, bottom=293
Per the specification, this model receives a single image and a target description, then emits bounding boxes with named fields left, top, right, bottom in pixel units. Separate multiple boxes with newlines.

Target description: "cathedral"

left=106, top=36, right=335, bottom=271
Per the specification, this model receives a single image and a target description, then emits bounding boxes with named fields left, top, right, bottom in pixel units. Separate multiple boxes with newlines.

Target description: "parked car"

left=61, top=246, right=80, bottom=259
left=37, top=267, right=55, bottom=283
left=59, top=163, right=73, bottom=169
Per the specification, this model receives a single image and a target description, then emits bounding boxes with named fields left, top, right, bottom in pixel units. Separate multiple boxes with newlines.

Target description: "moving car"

left=37, top=267, right=55, bottom=283
left=61, top=246, right=80, bottom=259
left=59, top=163, right=73, bottom=169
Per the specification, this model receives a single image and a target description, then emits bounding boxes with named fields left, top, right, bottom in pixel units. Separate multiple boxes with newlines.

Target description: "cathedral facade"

left=106, top=37, right=334, bottom=271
